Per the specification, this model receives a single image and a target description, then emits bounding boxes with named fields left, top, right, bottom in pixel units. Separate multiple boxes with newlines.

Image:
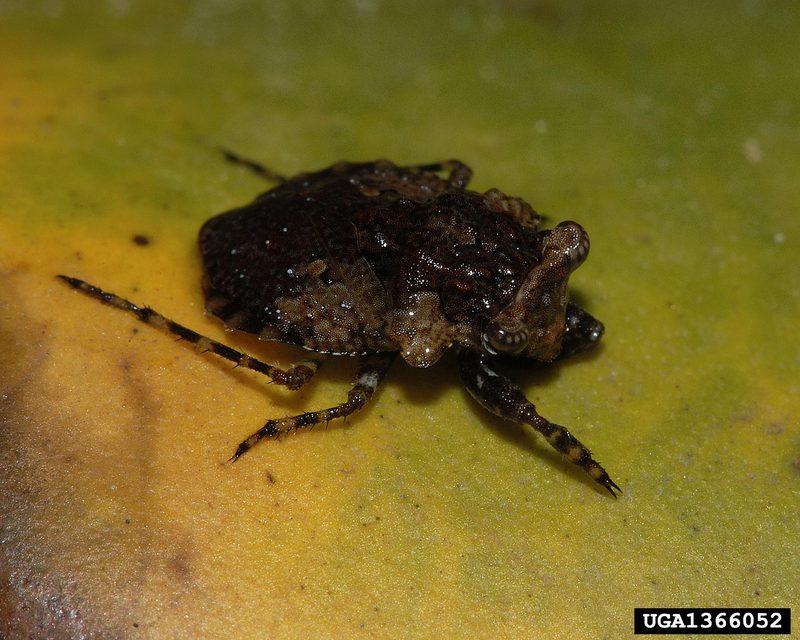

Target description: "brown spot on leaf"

left=167, top=547, right=193, bottom=582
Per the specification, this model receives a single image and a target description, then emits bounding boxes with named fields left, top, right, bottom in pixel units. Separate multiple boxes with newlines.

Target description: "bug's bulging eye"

left=553, top=221, right=590, bottom=270
left=483, top=319, right=530, bottom=355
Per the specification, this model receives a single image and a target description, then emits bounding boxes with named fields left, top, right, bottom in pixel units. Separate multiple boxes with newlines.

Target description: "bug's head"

left=480, top=221, right=594, bottom=362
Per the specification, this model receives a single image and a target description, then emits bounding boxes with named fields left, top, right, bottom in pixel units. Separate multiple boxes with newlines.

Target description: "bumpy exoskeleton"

left=59, top=154, right=619, bottom=497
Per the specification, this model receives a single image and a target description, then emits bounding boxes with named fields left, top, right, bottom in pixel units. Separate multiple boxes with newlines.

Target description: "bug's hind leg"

left=230, top=352, right=397, bottom=461
left=57, top=275, right=322, bottom=391
left=458, top=348, right=620, bottom=497
left=410, top=160, right=473, bottom=188
left=219, top=148, right=287, bottom=183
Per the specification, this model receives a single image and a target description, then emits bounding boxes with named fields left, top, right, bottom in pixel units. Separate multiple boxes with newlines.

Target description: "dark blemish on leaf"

left=265, top=470, right=276, bottom=484
left=132, top=234, right=150, bottom=246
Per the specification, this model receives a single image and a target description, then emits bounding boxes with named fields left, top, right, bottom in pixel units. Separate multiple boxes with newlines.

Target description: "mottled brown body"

left=59, top=155, right=619, bottom=497
left=200, top=160, right=544, bottom=365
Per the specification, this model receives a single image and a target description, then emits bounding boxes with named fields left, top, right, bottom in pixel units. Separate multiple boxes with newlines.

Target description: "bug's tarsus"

left=604, top=478, right=622, bottom=499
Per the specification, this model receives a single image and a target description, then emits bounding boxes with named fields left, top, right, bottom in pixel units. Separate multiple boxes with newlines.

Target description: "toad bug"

left=59, top=153, right=620, bottom=497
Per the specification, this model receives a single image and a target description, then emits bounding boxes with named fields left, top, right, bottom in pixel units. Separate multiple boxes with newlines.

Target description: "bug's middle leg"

left=458, top=348, right=620, bottom=497
left=230, top=352, right=397, bottom=461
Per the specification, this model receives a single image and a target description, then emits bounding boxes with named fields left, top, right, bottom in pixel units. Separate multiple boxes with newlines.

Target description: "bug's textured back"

left=200, top=160, right=541, bottom=357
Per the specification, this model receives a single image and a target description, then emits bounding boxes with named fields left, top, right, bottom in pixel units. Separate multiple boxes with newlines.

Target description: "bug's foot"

left=228, top=443, right=249, bottom=463
left=600, top=474, right=622, bottom=498
left=581, top=457, right=622, bottom=498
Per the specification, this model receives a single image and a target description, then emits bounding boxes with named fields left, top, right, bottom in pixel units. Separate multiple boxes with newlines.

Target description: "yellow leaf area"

left=1, top=3, right=798, bottom=639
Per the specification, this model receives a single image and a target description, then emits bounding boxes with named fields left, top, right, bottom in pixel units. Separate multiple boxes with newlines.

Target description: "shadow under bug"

left=59, top=153, right=620, bottom=497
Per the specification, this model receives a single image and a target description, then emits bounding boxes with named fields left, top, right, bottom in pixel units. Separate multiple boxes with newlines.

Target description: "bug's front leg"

left=458, top=348, right=620, bottom=497
left=230, top=352, right=397, bottom=461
